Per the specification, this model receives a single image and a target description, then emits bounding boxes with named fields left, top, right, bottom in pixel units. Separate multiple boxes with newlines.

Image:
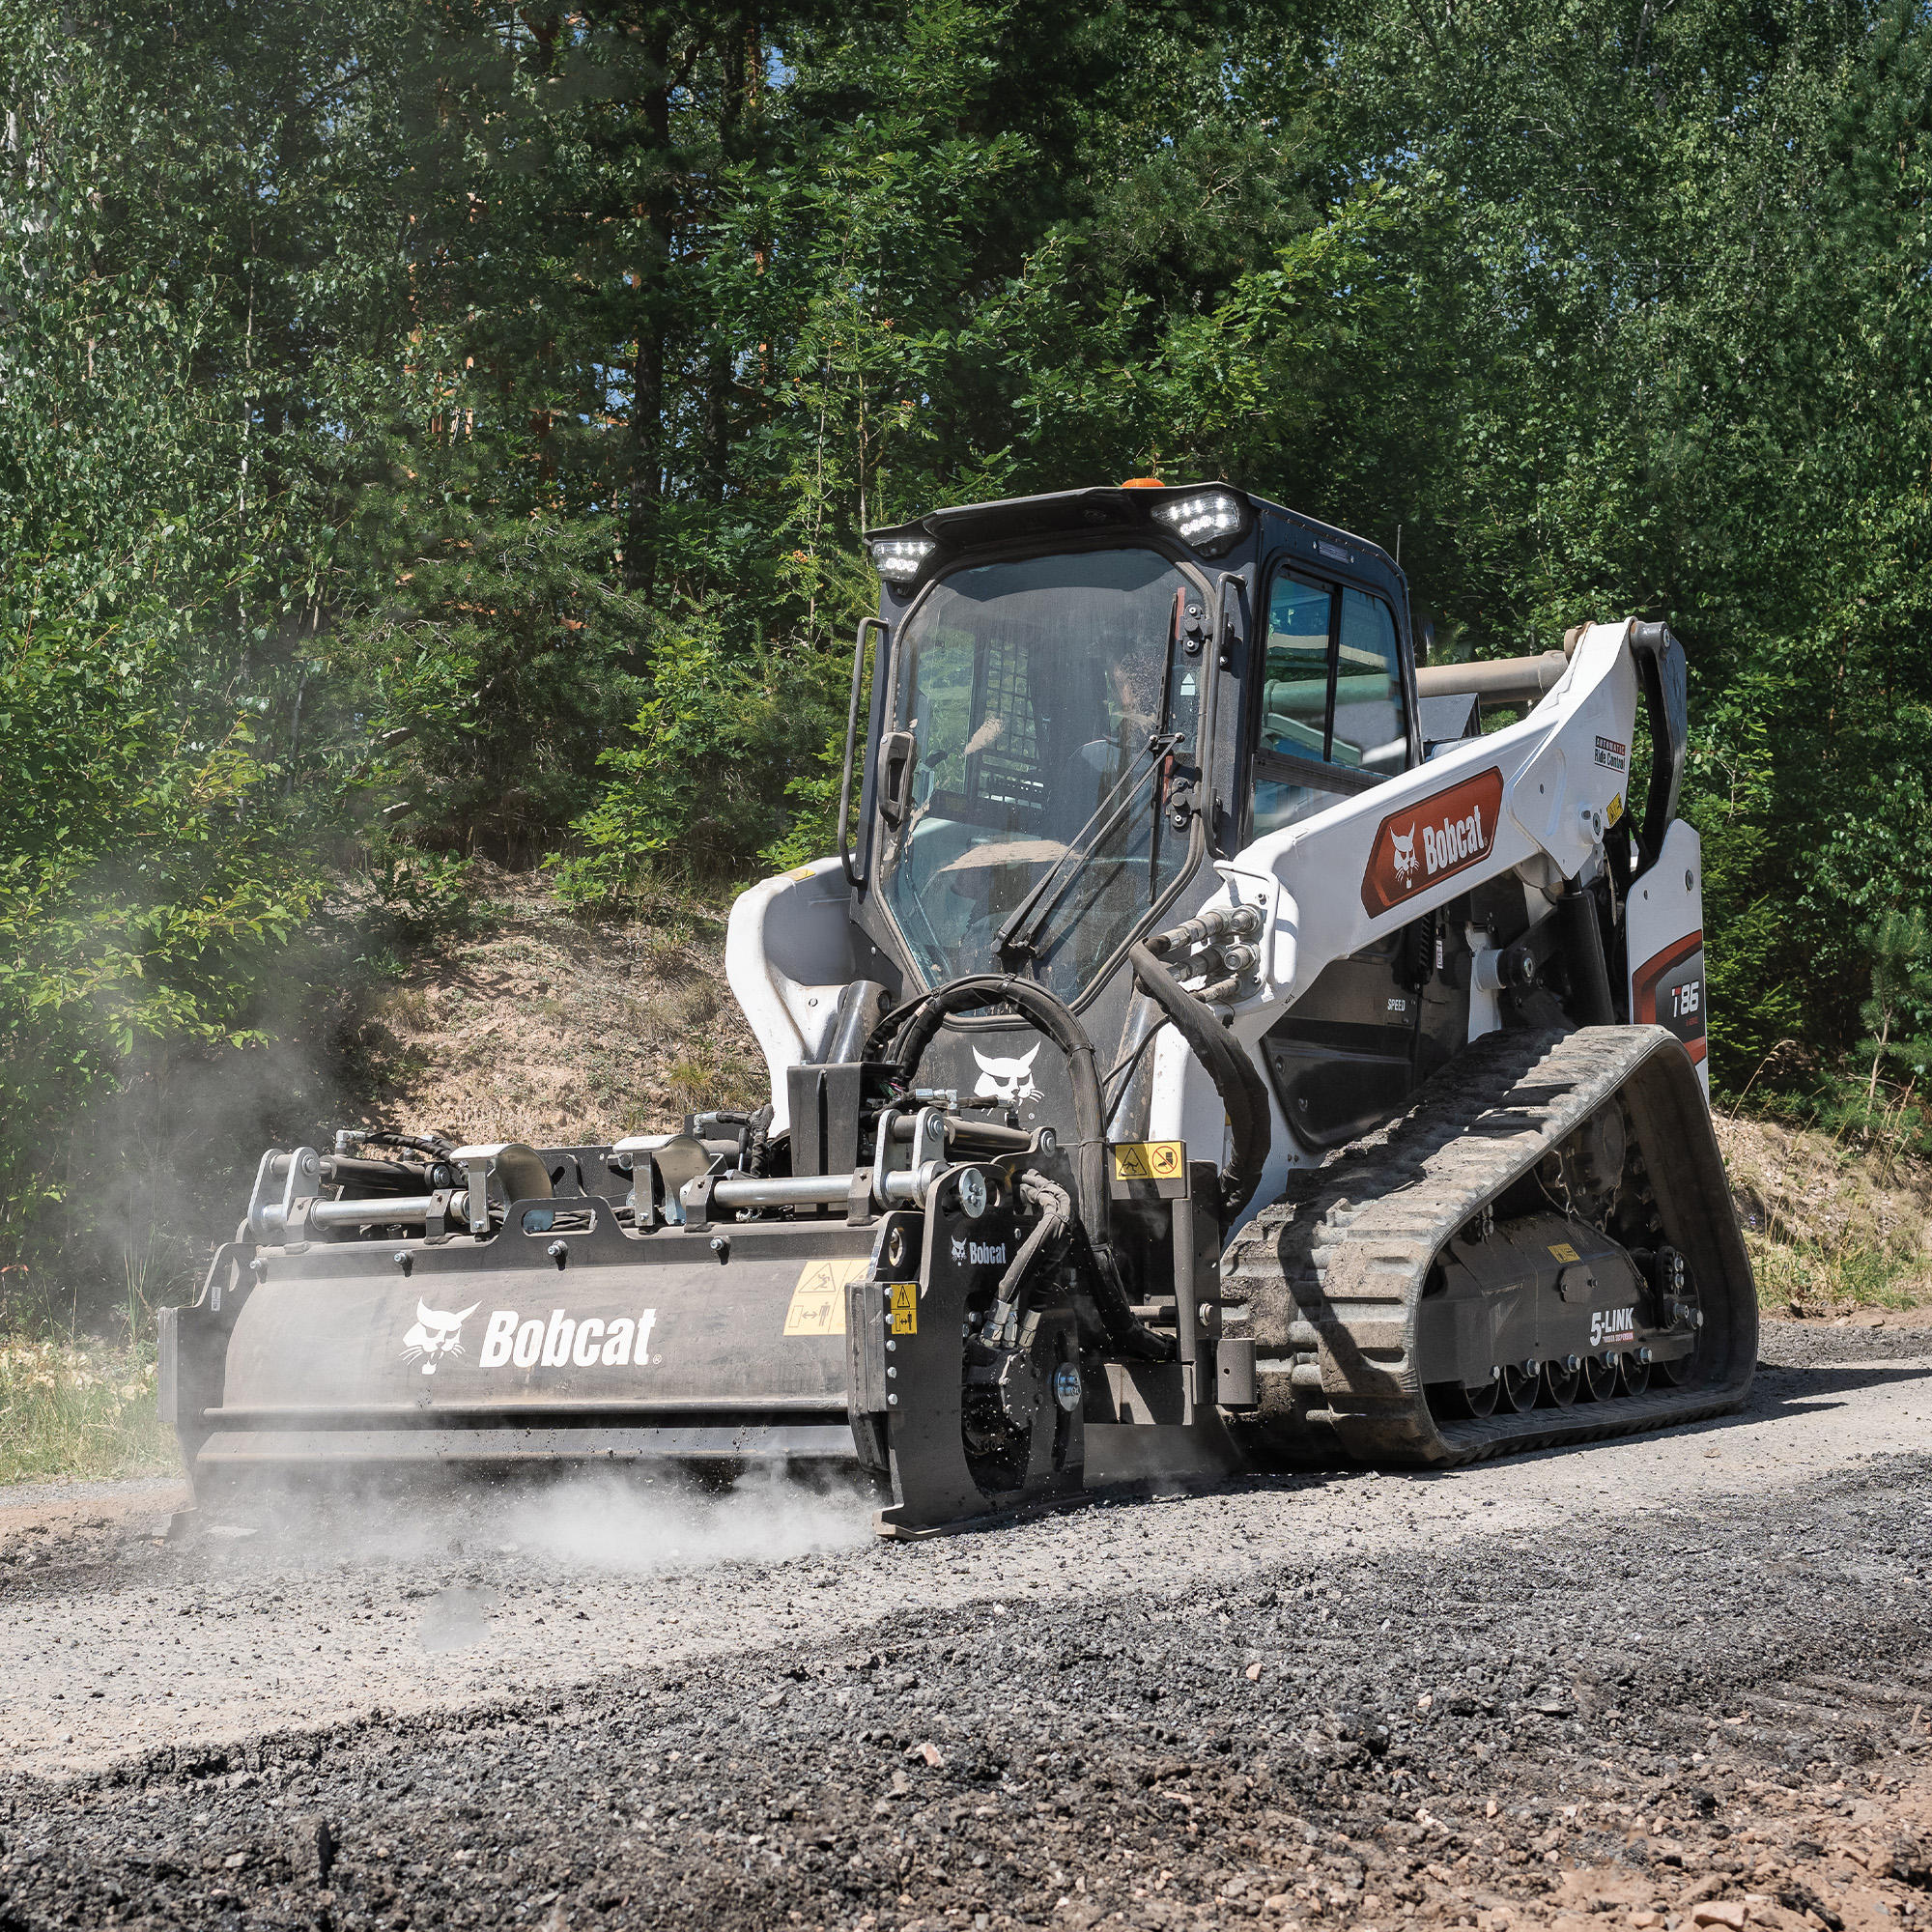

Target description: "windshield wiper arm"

left=995, top=730, right=1184, bottom=969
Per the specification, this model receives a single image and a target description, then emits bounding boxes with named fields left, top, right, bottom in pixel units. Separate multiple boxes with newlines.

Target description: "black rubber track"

left=1218, top=1024, right=1757, bottom=1466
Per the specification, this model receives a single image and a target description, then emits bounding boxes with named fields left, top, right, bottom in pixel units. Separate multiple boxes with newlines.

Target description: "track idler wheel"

left=1435, top=1373, right=1499, bottom=1421
left=1499, top=1362, right=1540, bottom=1413
left=1580, top=1353, right=1618, bottom=1401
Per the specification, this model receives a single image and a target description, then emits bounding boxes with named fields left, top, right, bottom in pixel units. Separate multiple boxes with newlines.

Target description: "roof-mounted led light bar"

left=868, top=536, right=936, bottom=583
left=1151, top=489, right=1246, bottom=554
left=864, top=483, right=1255, bottom=584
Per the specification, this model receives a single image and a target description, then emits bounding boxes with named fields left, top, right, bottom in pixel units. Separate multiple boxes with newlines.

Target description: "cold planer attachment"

left=161, top=960, right=1265, bottom=1535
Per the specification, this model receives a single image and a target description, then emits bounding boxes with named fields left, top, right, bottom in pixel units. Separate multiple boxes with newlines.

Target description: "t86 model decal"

left=1361, top=767, right=1505, bottom=918
left=1632, top=930, right=1707, bottom=1065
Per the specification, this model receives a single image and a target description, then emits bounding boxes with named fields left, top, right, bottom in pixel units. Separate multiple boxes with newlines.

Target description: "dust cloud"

left=205, top=1463, right=877, bottom=1581
left=496, top=1465, right=875, bottom=1573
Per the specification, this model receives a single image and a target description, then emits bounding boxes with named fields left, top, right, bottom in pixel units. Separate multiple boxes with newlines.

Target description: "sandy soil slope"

left=341, top=868, right=769, bottom=1151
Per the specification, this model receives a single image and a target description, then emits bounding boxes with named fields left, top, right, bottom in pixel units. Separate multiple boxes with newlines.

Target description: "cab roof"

left=863, top=483, right=1396, bottom=577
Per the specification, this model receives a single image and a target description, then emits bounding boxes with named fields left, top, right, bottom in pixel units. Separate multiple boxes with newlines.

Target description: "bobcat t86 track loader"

left=161, top=483, right=1754, bottom=1533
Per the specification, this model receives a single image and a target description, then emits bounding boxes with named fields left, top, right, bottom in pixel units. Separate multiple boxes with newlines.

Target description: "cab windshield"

left=877, top=547, right=1203, bottom=1003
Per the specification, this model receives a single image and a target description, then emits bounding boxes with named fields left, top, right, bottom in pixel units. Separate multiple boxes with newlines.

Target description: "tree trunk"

left=625, top=21, right=674, bottom=595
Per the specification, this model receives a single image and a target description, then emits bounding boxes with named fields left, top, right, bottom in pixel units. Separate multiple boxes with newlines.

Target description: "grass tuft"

left=1746, top=1232, right=1924, bottom=1317
left=0, top=1336, right=177, bottom=1484
left=1718, top=1110, right=1932, bottom=1318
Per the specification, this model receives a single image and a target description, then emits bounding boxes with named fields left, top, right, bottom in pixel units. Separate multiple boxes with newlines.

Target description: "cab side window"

left=1258, top=576, right=1333, bottom=763
left=1332, top=588, right=1407, bottom=779
left=1250, top=568, right=1409, bottom=842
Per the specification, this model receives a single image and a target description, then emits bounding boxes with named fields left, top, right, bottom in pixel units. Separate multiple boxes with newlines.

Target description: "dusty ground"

left=5, top=1324, right=1932, bottom=1930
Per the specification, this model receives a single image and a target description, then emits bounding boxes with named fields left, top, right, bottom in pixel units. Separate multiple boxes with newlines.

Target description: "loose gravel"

left=4, top=1323, right=1932, bottom=1931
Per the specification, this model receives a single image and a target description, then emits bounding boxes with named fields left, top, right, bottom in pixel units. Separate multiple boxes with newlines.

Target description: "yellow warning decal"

left=1111, top=1140, right=1185, bottom=1182
left=890, top=1281, right=919, bottom=1337
left=785, top=863, right=819, bottom=881
left=783, top=1256, right=867, bottom=1337
left=1548, top=1242, right=1581, bottom=1264
left=1605, top=793, right=1625, bottom=828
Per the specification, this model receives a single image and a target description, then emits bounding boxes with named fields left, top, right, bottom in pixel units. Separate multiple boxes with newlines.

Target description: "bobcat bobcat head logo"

left=1390, top=825, right=1419, bottom=888
left=972, top=1043, right=1042, bottom=1106
left=402, top=1299, right=480, bottom=1376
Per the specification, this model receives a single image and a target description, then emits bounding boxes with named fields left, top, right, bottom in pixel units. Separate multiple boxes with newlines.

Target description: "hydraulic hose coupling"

left=1145, top=901, right=1264, bottom=960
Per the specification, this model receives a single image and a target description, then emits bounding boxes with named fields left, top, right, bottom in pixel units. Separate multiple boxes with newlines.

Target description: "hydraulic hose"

left=1126, top=942, right=1272, bottom=1225
left=869, top=974, right=1171, bottom=1360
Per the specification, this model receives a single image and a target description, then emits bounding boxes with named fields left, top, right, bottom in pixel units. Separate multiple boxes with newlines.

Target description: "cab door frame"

left=1239, top=538, right=1430, bottom=1151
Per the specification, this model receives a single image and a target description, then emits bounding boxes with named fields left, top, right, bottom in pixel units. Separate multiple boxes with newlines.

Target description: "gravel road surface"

left=4, top=1321, right=1932, bottom=1932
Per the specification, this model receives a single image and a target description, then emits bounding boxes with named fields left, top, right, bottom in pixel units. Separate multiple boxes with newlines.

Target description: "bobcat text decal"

left=1360, top=767, right=1505, bottom=918
left=475, top=1307, right=659, bottom=1370
left=949, top=1236, right=1010, bottom=1267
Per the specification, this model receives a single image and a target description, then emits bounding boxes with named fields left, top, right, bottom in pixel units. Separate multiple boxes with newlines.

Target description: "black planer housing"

left=161, top=941, right=1260, bottom=1536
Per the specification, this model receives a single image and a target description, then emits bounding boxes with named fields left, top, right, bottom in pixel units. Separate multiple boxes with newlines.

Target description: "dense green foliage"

left=6, top=0, right=1932, bottom=1316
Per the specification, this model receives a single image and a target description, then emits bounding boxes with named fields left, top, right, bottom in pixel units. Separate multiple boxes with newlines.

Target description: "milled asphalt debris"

left=1, top=1321, right=1929, bottom=1929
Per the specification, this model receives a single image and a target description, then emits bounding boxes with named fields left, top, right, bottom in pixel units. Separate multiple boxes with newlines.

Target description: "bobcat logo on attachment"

left=1362, top=767, right=1505, bottom=918
left=973, top=1043, right=1042, bottom=1106
left=401, top=1299, right=480, bottom=1376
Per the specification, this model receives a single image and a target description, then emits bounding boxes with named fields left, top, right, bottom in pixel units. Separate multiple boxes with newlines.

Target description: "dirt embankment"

left=1715, top=1114, right=1932, bottom=1317
left=340, top=868, right=769, bottom=1150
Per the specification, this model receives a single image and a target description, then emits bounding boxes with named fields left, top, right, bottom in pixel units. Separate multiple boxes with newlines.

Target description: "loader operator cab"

left=857, top=484, right=1422, bottom=1017
left=873, top=544, right=1205, bottom=1004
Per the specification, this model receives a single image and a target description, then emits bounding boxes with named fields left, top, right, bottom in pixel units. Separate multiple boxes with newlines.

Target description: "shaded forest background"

left=5, top=0, right=1932, bottom=1327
